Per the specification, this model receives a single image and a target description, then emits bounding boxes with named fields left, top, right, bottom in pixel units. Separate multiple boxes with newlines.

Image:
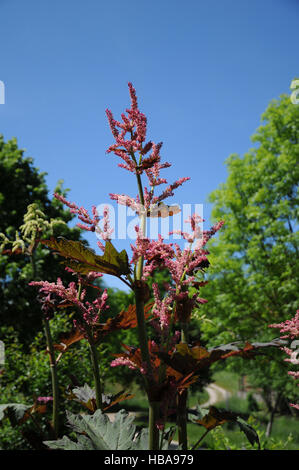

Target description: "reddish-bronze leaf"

left=102, top=391, right=134, bottom=411
left=193, top=406, right=238, bottom=430
left=114, top=343, right=198, bottom=403
left=53, top=328, right=85, bottom=352
left=18, top=401, right=48, bottom=425
left=1, top=248, right=23, bottom=255
left=157, top=339, right=283, bottom=375
left=100, top=302, right=153, bottom=335
left=220, top=341, right=254, bottom=359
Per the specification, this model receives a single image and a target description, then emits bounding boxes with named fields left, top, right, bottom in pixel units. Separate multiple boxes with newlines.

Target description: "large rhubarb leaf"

left=45, top=410, right=137, bottom=450
left=44, top=409, right=171, bottom=450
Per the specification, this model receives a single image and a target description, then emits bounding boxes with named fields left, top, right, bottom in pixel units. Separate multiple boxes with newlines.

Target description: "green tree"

left=0, top=135, right=83, bottom=342
left=199, top=95, right=299, bottom=433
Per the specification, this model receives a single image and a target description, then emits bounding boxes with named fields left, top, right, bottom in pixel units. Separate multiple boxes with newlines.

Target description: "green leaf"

left=41, top=238, right=130, bottom=277
left=45, top=410, right=136, bottom=450
left=44, top=409, right=173, bottom=450
left=45, top=434, right=94, bottom=450
left=236, top=417, right=260, bottom=449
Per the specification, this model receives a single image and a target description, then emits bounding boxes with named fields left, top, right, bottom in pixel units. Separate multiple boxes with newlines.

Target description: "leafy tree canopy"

left=0, top=135, right=83, bottom=341
left=199, top=95, right=299, bottom=402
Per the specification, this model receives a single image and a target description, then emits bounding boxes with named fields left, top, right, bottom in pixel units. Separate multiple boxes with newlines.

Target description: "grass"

left=212, top=370, right=240, bottom=393
left=217, top=395, right=251, bottom=414
left=188, top=388, right=209, bottom=408
left=133, top=414, right=299, bottom=450
left=271, top=415, right=299, bottom=447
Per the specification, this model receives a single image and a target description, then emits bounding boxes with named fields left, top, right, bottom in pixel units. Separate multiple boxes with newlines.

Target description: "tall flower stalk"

left=42, top=313, right=60, bottom=437
left=104, top=83, right=223, bottom=449
left=29, top=251, right=60, bottom=438
left=34, top=83, right=224, bottom=449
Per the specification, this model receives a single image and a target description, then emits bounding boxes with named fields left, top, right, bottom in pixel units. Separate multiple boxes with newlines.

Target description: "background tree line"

left=199, top=95, right=299, bottom=434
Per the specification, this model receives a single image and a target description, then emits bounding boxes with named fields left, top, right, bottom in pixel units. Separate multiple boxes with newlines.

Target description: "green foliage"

left=212, top=370, right=239, bottom=393
left=205, top=418, right=294, bottom=450
left=0, top=307, right=138, bottom=449
left=0, top=316, right=93, bottom=398
left=0, top=135, right=83, bottom=342
left=0, top=317, right=93, bottom=449
left=199, top=95, right=299, bottom=404
left=0, top=203, right=67, bottom=254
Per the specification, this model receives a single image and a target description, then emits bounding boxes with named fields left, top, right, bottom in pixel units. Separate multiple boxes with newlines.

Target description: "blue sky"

left=0, top=0, right=298, bottom=289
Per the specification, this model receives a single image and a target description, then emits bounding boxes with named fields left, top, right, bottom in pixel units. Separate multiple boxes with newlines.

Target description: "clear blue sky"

left=0, top=0, right=298, bottom=289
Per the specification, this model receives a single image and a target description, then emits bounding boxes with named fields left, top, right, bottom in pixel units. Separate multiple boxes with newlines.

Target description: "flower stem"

left=43, top=317, right=59, bottom=438
left=177, top=390, right=188, bottom=450
left=191, top=428, right=210, bottom=450
left=31, top=251, right=59, bottom=438
left=76, top=282, right=102, bottom=410
left=85, top=326, right=103, bottom=410
left=149, top=401, right=160, bottom=450
left=177, top=322, right=189, bottom=450
left=132, top=162, right=160, bottom=450
left=89, top=339, right=103, bottom=410
left=134, top=284, right=151, bottom=373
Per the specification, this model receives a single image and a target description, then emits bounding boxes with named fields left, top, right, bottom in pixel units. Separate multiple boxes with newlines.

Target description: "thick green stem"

left=43, top=317, right=59, bottom=438
left=89, top=342, right=103, bottom=410
left=181, top=322, right=189, bottom=344
left=77, top=282, right=102, bottom=410
left=135, top=281, right=160, bottom=450
left=86, top=329, right=103, bottom=410
left=133, top=164, right=160, bottom=450
left=31, top=251, right=59, bottom=438
left=177, top=321, right=189, bottom=450
left=135, top=287, right=151, bottom=374
left=177, top=391, right=188, bottom=450
left=149, top=402, right=160, bottom=450
left=134, top=170, right=150, bottom=369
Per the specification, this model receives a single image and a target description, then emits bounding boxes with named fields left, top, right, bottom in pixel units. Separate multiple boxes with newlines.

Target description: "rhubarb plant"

left=0, top=83, right=289, bottom=450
